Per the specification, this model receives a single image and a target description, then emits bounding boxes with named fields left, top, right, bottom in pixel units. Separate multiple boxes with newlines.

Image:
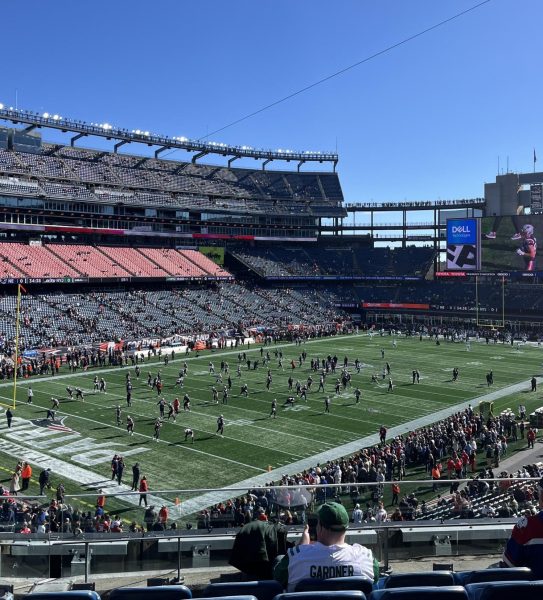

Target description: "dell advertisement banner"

left=446, top=218, right=480, bottom=271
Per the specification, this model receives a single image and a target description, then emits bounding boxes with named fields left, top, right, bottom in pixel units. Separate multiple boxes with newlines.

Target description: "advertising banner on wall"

left=446, top=218, right=480, bottom=270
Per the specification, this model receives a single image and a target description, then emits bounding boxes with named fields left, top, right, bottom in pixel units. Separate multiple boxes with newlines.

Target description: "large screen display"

left=481, top=215, right=539, bottom=273
left=446, top=218, right=480, bottom=270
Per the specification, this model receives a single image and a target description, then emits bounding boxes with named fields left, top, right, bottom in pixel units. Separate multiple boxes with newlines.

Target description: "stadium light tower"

left=0, top=105, right=339, bottom=171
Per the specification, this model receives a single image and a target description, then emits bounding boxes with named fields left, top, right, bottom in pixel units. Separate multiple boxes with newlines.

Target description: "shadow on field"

left=193, top=434, right=216, bottom=442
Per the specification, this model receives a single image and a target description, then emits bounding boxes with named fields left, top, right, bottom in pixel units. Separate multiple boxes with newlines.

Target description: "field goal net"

left=475, top=276, right=505, bottom=328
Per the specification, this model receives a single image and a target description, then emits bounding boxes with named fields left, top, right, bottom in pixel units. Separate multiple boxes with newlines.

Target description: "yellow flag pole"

left=12, top=283, right=22, bottom=409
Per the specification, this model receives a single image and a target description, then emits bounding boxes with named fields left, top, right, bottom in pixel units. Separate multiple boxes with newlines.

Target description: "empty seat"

left=370, top=588, right=468, bottom=600
left=453, top=567, right=533, bottom=586
left=383, top=572, right=455, bottom=588
left=274, top=592, right=365, bottom=600
left=203, top=581, right=282, bottom=600
left=464, top=581, right=543, bottom=600
left=294, top=577, right=373, bottom=595
left=204, top=597, right=257, bottom=600
left=109, top=586, right=192, bottom=600
left=22, top=593, right=100, bottom=600
left=72, top=585, right=97, bottom=592
left=203, top=597, right=256, bottom=600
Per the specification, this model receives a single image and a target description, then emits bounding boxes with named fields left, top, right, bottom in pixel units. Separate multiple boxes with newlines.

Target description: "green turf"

left=1, top=334, right=542, bottom=523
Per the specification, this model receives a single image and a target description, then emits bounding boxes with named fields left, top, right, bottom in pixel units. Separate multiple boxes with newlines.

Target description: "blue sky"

left=1, top=0, right=540, bottom=203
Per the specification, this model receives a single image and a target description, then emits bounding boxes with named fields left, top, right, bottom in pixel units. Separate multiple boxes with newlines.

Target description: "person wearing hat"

left=502, top=477, right=543, bottom=578
left=274, top=502, right=377, bottom=591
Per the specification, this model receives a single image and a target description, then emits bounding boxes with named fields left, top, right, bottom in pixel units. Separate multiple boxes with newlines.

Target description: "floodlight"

left=43, top=112, right=49, bottom=118
left=0, top=103, right=3, bottom=109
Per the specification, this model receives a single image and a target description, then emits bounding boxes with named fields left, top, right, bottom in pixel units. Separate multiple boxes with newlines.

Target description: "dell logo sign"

left=452, top=226, right=471, bottom=233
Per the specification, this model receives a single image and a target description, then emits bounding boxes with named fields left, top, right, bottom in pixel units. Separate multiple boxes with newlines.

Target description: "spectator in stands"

left=375, top=502, right=388, bottom=523
left=274, top=502, right=377, bottom=591
left=351, top=503, right=363, bottom=525
left=502, top=477, right=543, bottom=578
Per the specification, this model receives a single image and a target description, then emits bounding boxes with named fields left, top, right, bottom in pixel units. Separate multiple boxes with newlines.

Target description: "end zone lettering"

left=0, top=411, right=149, bottom=466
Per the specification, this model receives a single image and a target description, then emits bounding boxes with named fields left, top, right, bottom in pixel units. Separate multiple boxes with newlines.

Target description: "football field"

left=0, top=333, right=541, bottom=521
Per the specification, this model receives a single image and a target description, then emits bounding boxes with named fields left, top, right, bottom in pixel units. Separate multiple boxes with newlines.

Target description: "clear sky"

left=1, top=0, right=540, bottom=203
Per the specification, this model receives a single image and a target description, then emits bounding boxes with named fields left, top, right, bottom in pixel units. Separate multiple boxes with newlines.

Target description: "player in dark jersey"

left=270, top=399, right=277, bottom=418
left=115, top=405, right=122, bottom=426
left=216, top=415, right=225, bottom=436
left=126, top=416, right=134, bottom=436
left=184, top=428, right=194, bottom=443
left=153, top=419, right=162, bottom=442
left=66, top=386, right=74, bottom=399
left=157, top=398, right=166, bottom=418
left=516, top=223, right=537, bottom=271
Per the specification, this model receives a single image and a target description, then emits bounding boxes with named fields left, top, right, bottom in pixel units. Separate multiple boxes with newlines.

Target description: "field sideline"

left=0, top=333, right=542, bottom=522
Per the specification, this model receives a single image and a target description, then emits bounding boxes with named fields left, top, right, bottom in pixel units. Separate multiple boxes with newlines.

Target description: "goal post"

left=475, top=276, right=505, bottom=328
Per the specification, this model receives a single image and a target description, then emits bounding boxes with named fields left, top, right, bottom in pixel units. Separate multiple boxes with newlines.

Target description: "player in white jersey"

left=274, top=502, right=376, bottom=591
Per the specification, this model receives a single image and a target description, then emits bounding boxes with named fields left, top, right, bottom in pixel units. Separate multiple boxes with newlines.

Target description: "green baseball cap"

left=317, top=502, right=349, bottom=531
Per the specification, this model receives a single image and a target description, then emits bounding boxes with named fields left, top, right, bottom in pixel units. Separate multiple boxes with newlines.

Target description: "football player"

left=516, top=223, right=537, bottom=271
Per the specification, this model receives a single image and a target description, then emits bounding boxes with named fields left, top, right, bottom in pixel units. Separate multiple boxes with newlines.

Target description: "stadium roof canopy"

left=0, top=105, right=338, bottom=171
